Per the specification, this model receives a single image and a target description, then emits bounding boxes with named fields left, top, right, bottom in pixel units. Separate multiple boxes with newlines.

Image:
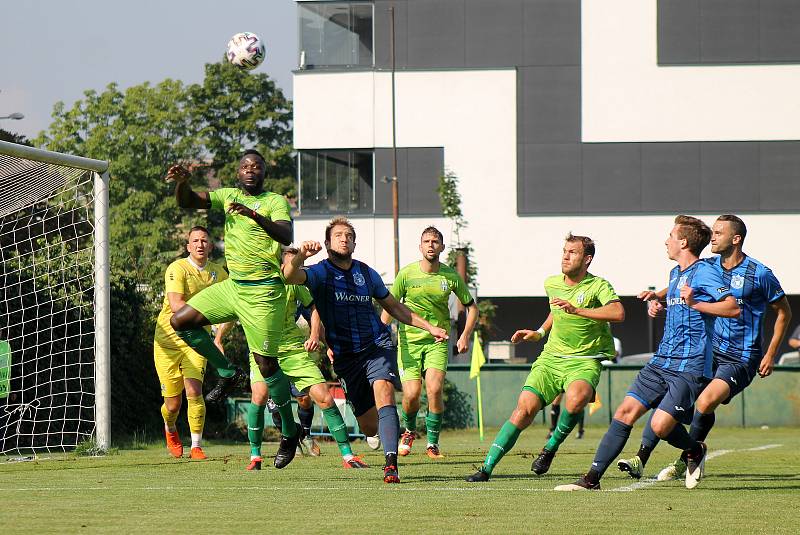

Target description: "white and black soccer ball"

left=226, top=32, right=266, bottom=71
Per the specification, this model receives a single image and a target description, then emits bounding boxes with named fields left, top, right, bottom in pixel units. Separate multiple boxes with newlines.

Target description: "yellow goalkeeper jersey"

left=154, top=257, right=228, bottom=348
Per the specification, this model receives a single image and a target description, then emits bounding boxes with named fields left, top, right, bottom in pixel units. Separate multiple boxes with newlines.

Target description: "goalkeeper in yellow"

left=381, top=226, right=478, bottom=459
left=154, top=226, right=232, bottom=459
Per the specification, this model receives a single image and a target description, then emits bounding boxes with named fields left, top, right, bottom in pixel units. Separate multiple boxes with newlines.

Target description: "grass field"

left=1, top=426, right=798, bottom=534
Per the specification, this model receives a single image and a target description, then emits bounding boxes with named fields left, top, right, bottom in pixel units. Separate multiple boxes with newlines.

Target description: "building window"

left=298, top=2, right=373, bottom=68
left=298, top=150, right=373, bottom=215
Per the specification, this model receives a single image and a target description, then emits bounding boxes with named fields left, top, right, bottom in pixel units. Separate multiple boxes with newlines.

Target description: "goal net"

left=0, top=140, right=109, bottom=454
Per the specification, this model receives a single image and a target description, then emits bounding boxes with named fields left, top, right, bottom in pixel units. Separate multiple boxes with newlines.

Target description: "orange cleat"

left=165, top=430, right=183, bottom=458
left=383, top=465, right=400, bottom=484
left=398, top=430, right=415, bottom=457
left=246, top=456, right=263, bottom=471
left=342, top=456, right=369, bottom=469
left=189, top=447, right=207, bottom=460
left=426, top=445, right=445, bottom=460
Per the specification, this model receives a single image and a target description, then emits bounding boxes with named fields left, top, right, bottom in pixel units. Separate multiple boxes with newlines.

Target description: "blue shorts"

left=713, top=353, right=757, bottom=404
left=334, top=345, right=401, bottom=417
left=626, top=363, right=708, bottom=424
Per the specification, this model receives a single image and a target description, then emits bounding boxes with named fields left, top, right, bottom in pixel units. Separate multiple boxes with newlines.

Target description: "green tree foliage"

left=33, top=63, right=293, bottom=440
left=0, top=129, right=31, bottom=146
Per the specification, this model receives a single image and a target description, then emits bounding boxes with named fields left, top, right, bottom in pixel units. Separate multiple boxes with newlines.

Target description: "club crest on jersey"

left=211, top=271, right=217, bottom=281
left=678, top=276, right=688, bottom=288
left=440, top=280, right=449, bottom=292
left=353, top=272, right=366, bottom=287
left=576, top=292, right=585, bottom=305
left=252, top=202, right=261, bottom=210
left=730, top=274, right=744, bottom=289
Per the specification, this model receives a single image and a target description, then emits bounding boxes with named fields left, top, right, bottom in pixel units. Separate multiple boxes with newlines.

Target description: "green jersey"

left=391, top=261, right=474, bottom=344
left=542, top=273, right=619, bottom=359
left=208, top=188, right=291, bottom=281
left=280, top=284, right=314, bottom=350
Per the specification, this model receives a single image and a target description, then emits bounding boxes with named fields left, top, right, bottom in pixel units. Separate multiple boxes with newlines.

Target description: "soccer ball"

left=226, top=32, right=266, bottom=71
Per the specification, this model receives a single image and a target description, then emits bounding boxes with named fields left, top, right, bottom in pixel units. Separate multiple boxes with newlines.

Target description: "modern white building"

left=292, top=0, right=800, bottom=357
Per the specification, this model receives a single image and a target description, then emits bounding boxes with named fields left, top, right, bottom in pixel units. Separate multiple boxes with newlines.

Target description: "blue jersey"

left=653, top=260, right=731, bottom=377
left=707, top=255, right=784, bottom=364
left=303, top=258, right=393, bottom=357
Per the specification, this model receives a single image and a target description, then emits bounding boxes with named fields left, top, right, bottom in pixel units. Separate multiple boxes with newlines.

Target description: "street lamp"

left=0, top=112, right=24, bottom=120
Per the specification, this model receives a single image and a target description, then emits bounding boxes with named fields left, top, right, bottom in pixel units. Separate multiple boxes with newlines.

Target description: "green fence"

left=447, top=363, right=800, bottom=428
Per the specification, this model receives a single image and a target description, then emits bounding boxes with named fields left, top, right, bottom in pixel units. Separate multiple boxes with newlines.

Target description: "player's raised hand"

left=511, top=329, right=542, bottom=343
left=226, top=202, right=260, bottom=220
left=679, top=285, right=696, bottom=307
left=550, top=297, right=577, bottom=315
left=647, top=299, right=665, bottom=318
left=429, top=326, right=449, bottom=343
left=638, top=290, right=658, bottom=301
left=164, top=164, right=191, bottom=184
left=299, top=240, right=322, bottom=259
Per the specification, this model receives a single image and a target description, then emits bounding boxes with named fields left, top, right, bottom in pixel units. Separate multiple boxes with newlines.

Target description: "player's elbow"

left=609, top=304, right=625, bottom=323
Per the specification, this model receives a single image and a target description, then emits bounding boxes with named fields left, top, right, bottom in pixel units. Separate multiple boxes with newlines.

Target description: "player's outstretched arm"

left=510, top=313, right=553, bottom=343
left=550, top=299, right=625, bottom=322
left=304, top=306, right=322, bottom=352
left=456, top=303, right=480, bottom=353
left=378, top=294, right=449, bottom=342
left=759, top=297, right=792, bottom=377
left=165, top=164, right=211, bottom=209
left=681, top=289, right=739, bottom=318
left=225, top=203, right=293, bottom=246
left=283, top=240, right=321, bottom=284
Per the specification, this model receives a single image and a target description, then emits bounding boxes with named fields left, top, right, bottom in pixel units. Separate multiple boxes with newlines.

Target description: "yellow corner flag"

left=470, top=331, right=486, bottom=440
left=469, top=331, right=486, bottom=379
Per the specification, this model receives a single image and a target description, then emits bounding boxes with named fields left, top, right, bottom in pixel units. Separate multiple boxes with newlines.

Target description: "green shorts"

left=397, top=338, right=448, bottom=382
left=522, top=353, right=602, bottom=406
left=249, top=347, right=325, bottom=392
left=187, top=278, right=285, bottom=357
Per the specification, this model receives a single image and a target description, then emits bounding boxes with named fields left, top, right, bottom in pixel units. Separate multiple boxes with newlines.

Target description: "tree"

left=0, top=129, right=31, bottom=146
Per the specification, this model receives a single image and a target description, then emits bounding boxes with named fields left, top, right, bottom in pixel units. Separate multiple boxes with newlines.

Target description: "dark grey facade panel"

left=522, top=0, right=581, bottom=67
left=518, top=66, right=581, bottom=144
left=374, top=147, right=444, bottom=216
left=699, top=142, right=761, bottom=211
left=657, top=0, right=701, bottom=64
left=465, top=0, right=523, bottom=67
left=405, top=1, right=466, bottom=68
left=760, top=141, right=800, bottom=209
left=659, top=0, right=800, bottom=64
left=374, top=1, right=409, bottom=68
left=581, top=143, right=642, bottom=212
left=519, top=143, right=582, bottom=214
left=641, top=143, right=702, bottom=212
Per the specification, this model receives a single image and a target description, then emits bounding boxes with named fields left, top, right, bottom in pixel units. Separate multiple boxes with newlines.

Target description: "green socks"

left=483, top=420, right=522, bottom=474
left=247, top=403, right=265, bottom=458
left=264, top=370, right=298, bottom=438
left=174, top=328, right=235, bottom=378
left=545, top=408, right=584, bottom=453
left=426, top=411, right=442, bottom=446
left=321, top=406, right=353, bottom=458
left=401, top=408, right=418, bottom=432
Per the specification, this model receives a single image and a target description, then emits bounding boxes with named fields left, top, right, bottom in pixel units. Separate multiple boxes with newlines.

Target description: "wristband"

left=536, top=327, right=546, bottom=338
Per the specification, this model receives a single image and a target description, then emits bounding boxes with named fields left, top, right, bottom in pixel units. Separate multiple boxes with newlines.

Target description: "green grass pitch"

left=1, top=426, right=797, bottom=534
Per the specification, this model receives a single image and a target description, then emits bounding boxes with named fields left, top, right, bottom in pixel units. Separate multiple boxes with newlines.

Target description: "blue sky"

left=0, top=0, right=297, bottom=139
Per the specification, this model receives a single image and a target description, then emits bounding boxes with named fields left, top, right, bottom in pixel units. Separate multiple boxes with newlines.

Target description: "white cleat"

left=685, top=442, right=707, bottom=489
left=365, top=433, right=381, bottom=450
left=657, top=458, right=687, bottom=481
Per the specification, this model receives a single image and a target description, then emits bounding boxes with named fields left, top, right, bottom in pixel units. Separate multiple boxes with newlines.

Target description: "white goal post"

left=0, top=139, right=110, bottom=453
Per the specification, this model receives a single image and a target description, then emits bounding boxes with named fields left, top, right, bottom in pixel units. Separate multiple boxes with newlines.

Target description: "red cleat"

left=189, top=447, right=207, bottom=460
left=398, top=430, right=415, bottom=457
left=246, top=456, right=263, bottom=471
left=383, top=465, right=400, bottom=483
left=165, top=430, right=183, bottom=458
left=343, top=456, right=369, bottom=469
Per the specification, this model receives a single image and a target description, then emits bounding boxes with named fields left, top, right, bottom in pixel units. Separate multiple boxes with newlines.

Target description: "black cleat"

left=205, top=367, right=247, bottom=404
left=531, top=448, right=556, bottom=475
left=465, top=468, right=491, bottom=483
left=576, top=428, right=585, bottom=439
left=553, top=474, right=601, bottom=491
left=274, top=424, right=301, bottom=469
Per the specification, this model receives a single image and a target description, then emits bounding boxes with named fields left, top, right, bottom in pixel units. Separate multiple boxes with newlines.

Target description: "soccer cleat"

left=343, top=456, right=369, bottom=469
left=189, top=447, right=207, bottom=460
left=685, top=442, right=707, bottom=489
left=246, top=456, right=263, bottom=471
left=383, top=465, right=400, bottom=483
left=302, top=436, right=321, bottom=457
left=205, top=366, right=247, bottom=404
left=617, top=455, right=644, bottom=480
left=657, top=458, right=687, bottom=481
left=465, top=468, right=491, bottom=483
left=165, top=430, right=183, bottom=458
left=426, top=445, right=445, bottom=460
left=576, top=428, right=585, bottom=439
left=553, top=475, right=601, bottom=491
left=366, top=433, right=381, bottom=450
left=398, top=430, right=415, bottom=457
left=274, top=425, right=302, bottom=469
left=531, top=447, right=556, bottom=475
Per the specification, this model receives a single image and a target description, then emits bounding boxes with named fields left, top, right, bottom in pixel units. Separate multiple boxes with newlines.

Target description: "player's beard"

left=329, top=248, right=352, bottom=263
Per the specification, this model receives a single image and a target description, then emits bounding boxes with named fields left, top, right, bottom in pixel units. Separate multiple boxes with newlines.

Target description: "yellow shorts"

left=153, top=341, right=207, bottom=397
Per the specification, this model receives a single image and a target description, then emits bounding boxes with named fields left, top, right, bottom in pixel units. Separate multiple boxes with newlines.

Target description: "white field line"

left=610, top=443, right=782, bottom=492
